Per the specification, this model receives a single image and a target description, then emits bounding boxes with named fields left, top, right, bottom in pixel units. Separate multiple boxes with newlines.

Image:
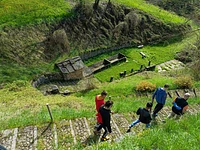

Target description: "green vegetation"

left=0, top=0, right=72, bottom=29
left=149, top=0, right=200, bottom=18
left=115, top=0, right=187, bottom=23
left=84, top=32, right=198, bottom=82
left=0, top=0, right=200, bottom=149
left=0, top=63, right=52, bottom=83
left=1, top=70, right=200, bottom=131
left=0, top=0, right=190, bottom=29
left=174, top=75, right=193, bottom=89
left=0, top=0, right=199, bottom=131
left=78, top=113, right=200, bottom=150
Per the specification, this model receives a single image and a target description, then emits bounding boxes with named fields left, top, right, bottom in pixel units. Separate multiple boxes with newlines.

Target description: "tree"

left=93, top=0, right=111, bottom=10
left=93, top=0, right=100, bottom=10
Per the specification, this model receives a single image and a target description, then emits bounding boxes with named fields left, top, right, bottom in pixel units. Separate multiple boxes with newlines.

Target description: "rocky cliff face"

left=0, top=3, right=191, bottom=65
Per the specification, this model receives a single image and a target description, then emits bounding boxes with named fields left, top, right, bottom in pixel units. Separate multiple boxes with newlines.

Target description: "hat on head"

left=184, top=93, right=190, bottom=97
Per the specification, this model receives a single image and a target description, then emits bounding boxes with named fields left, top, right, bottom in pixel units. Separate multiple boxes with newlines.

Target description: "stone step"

left=112, top=113, right=130, bottom=134
left=157, top=59, right=185, bottom=72
left=160, top=107, right=171, bottom=118
left=56, top=120, right=74, bottom=149
left=37, top=123, right=56, bottom=150
left=72, top=118, right=90, bottom=144
left=0, top=128, right=17, bottom=150
left=125, top=112, right=144, bottom=134
left=15, top=126, right=37, bottom=150
left=1, top=105, right=200, bottom=149
left=110, top=116, right=122, bottom=140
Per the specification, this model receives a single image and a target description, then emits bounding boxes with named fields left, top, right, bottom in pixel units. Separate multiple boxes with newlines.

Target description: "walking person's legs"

left=175, top=114, right=182, bottom=120
left=129, top=119, right=141, bottom=128
left=152, top=103, right=163, bottom=118
left=94, top=123, right=103, bottom=135
left=101, top=126, right=110, bottom=141
left=146, top=123, right=150, bottom=128
left=167, top=111, right=176, bottom=118
left=127, top=119, right=140, bottom=132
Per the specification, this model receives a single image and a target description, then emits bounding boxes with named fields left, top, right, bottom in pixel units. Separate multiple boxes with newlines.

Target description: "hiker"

left=152, top=84, right=169, bottom=119
left=168, top=93, right=190, bottom=119
left=0, top=145, right=6, bottom=150
left=126, top=102, right=152, bottom=132
left=94, top=100, right=113, bottom=141
left=94, top=90, right=107, bottom=130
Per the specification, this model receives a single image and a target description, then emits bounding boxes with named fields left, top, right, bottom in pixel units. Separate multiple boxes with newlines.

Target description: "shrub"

left=174, top=76, right=193, bottom=89
left=49, top=29, right=70, bottom=53
left=5, top=80, right=28, bottom=92
left=136, top=80, right=156, bottom=92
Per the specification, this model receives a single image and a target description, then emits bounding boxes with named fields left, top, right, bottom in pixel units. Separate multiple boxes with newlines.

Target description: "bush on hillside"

left=48, top=29, right=70, bottom=56
left=175, top=51, right=192, bottom=63
left=136, top=80, right=156, bottom=92
left=191, top=60, right=200, bottom=81
left=6, top=80, right=28, bottom=92
left=174, top=76, right=193, bottom=89
left=190, top=42, right=200, bottom=80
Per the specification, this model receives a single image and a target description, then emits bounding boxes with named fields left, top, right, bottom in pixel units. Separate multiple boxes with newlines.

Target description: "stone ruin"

left=32, top=54, right=127, bottom=95
left=32, top=56, right=92, bottom=88
left=55, top=56, right=92, bottom=80
left=88, top=53, right=126, bottom=73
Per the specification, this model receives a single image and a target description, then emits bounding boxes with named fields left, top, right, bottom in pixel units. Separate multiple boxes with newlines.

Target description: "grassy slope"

left=81, top=114, right=200, bottom=150
left=0, top=0, right=200, bottom=149
left=0, top=0, right=199, bottom=129
left=1, top=70, right=200, bottom=131
left=0, top=0, right=72, bottom=83
left=115, top=0, right=186, bottom=23
left=0, top=0, right=71, bottom=29
left=84, top=32, right=198, bottom=82
left=0, top=0, right=195, bottom=83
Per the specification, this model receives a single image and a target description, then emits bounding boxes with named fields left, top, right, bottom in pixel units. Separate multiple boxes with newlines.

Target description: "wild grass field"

left=115, top=0, right=187, bottom=24
left=0, top=0, right=72, bottom=29
left=0, top=0, right=200, bottom=149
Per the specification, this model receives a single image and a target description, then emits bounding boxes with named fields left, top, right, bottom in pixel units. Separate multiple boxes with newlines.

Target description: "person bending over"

left=127, top=102, right=152, bottom=133
left=168, top=93, right=190, bottom=119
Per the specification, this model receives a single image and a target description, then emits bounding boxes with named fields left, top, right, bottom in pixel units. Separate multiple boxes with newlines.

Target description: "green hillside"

left=0, top=0, right=200, bottom=149
left=0, top=0, right=72, bottom=29
left=0, top=0, right=196, bottom=83
left=116, top=0, right=186, bottom=23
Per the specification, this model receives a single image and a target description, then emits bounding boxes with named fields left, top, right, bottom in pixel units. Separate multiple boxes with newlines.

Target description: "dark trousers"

left=97, top=124, right=109, bottom=138
left=153, top=103, right=164, bottom=115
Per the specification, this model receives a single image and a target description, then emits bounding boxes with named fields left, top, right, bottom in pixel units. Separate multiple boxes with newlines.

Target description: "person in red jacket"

left=94, top=90, right=107, bottom=133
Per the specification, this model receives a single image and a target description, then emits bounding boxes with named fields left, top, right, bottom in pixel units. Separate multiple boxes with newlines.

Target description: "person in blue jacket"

left=152, top=84, right=169, bottom=119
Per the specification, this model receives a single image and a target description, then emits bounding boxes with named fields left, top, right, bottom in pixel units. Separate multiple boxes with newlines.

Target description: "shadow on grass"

left=82, top=134, right=101, bottom=147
